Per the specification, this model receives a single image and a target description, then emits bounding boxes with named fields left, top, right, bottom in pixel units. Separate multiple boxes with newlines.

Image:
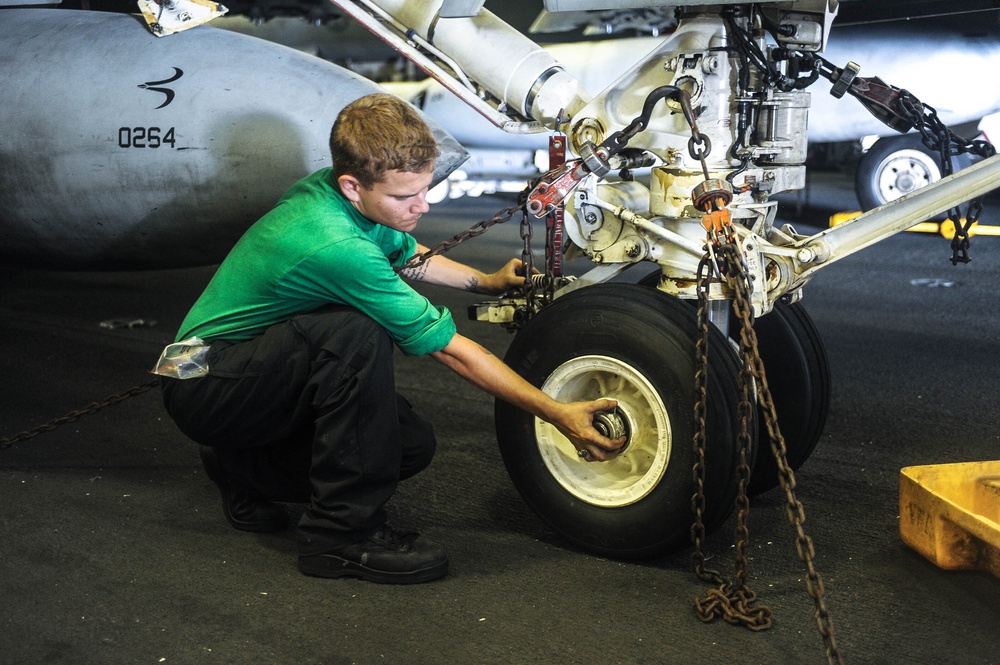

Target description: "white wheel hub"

left=535, top=355, right=671, bottom=507
left=875, top=148, right=941, bottom=203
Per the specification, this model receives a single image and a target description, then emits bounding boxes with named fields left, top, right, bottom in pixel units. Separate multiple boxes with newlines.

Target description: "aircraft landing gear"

left=495, top=283, right=751, bottom=558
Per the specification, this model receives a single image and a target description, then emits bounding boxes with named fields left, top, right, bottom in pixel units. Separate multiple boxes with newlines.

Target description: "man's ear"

left=337, top=174, right=363, bottom=203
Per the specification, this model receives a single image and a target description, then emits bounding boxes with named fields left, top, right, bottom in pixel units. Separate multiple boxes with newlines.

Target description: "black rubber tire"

left=495, top=283, right=749, bottom=559
left=633, top=273, right=831, bottom=495
left=855, top=134, right=942, bottom=211
left=745, top=301, right=831, bottom=494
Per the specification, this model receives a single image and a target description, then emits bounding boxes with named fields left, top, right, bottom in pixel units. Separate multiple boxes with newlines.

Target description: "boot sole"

left=223, top=504, right=288, bottom=533
left=298, top=552, right=448, bottom=584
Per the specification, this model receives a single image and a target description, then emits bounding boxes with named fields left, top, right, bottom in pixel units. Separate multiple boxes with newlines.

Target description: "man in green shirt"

left=158, top=93, right=623, bottom=584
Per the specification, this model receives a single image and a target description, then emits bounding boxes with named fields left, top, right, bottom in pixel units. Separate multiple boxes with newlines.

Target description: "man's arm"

left=400, top=244, right=524, bottom=294
left=431, top=333, right=625, bottom=461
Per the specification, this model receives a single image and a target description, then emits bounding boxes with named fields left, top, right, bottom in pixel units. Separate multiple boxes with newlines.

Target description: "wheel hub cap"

left=535, top=355, right=671, bottom=507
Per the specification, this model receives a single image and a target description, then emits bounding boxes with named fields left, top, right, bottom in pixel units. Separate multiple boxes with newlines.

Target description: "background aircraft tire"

left=855, top=134, right=942, bottom=211
left=495, top=284, right=750, bottom=558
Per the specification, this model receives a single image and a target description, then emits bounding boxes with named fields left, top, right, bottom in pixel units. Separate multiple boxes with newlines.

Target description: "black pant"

left=160, top=306, right=436, bottom=555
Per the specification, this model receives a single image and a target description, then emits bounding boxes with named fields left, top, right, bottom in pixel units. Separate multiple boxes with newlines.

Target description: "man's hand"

left=477, top=258, right=532, bottom=295
left=549, top=398, right=627, bottom=462
left=432, top=335, right=625, bottom=463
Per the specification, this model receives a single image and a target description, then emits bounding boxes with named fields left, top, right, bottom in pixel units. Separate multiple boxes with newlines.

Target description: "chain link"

left=396, top=196, right=529, bottom=274
left=691, top=254, right=772, bottom=632
left=395, top=183, right=553, bottom=323
left=1, top=379, right=160, bottom=450
left=690, top=258, right=715, bottom=584
left=730, top=251, right=842, bottom=662
left=394, top=174, right=574, bottom=326
left=895, top=93, right=995, bottom=264
left=691, top=240, right=843, bottom=663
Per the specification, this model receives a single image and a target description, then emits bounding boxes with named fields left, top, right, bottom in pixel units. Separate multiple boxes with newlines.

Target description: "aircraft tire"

left=855, top=134, right=942, bottom=211
left=744, top=301, right=831, bottom=495
left=495, top=283, right=749, bottom=559
left=631, top=274, right=829, bottom=494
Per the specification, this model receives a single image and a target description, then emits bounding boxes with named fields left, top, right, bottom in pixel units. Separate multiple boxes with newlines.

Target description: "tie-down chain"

left=689, top=186, right=843, bottom=664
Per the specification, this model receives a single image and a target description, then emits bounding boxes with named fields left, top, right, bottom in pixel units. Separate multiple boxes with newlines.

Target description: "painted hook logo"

left=138, top=68, right=184, bottom=109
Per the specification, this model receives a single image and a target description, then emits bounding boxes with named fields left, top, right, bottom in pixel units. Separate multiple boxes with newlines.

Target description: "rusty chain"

left=690, top=255, right=773, bottom=632
left=690, top=239, right=842, bottom=663
left=895, top=93, right=997, bottom=265
left=727, top=250, right=842, bottom=663
left=396, top=173, right=573, bottom=324
left=1, top=379, right=160, bottom=450
left=786, top=43, right=996, bottom=266
left=395, top=185, right=552, bottom=320
left=396, top=196, right=528, bottom=274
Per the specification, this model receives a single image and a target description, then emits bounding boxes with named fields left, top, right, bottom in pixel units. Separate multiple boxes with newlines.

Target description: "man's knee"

left=398, top=394, right=436, bottom=480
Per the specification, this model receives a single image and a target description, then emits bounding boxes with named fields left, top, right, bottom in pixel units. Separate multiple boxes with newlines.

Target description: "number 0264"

left=118, top=127, right=176, bottom=148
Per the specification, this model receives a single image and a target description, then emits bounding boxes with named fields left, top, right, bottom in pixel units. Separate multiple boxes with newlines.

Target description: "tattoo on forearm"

left=465, top=275, right=479, bottom=292
left=401, top=263, right=430, bottom=282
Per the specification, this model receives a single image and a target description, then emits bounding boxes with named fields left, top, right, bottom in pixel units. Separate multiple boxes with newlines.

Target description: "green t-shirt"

left=175, top=168, right=456, bottom=357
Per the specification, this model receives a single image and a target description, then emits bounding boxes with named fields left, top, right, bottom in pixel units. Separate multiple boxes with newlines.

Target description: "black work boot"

left=199, top=446, right=288, bottom=533
left=298, top=524, right=448, bottom=584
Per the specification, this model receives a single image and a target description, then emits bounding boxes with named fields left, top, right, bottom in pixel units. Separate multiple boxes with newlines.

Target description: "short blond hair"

left=330, top=93, right=439, bottom=188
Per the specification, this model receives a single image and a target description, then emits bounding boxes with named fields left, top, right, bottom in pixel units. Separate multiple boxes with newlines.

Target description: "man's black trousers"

left=160, top=306, right=436, bottom=555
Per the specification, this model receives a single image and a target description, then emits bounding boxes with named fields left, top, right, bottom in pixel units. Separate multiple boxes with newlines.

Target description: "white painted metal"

left=342, top=0, right=1000, bottom=314
left=334, top=0, right=592, bottom=128
left=535, top=355, right=672, bottom=508
left=0, top=9, right=467, bottom=269
left=792, top=153, right=1000, bottom=282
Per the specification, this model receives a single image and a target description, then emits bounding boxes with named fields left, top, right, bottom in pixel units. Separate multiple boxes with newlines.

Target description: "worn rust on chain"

left=690, top=259, right=719, bottom=584
left=396, top=197, right=528, bottom=273
left=690, top=255, right=772, bottom=632
left=396, top=178, right=562, bottom=323
left=727, top=251, right=842, bottom=663
left=690, top=242, right=843, bottom=663
left=1, top=379, right=160, bottom=450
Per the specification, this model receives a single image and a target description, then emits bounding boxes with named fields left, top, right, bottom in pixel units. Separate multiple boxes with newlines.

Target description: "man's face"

left=339, top=168, right=434, bottom=233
